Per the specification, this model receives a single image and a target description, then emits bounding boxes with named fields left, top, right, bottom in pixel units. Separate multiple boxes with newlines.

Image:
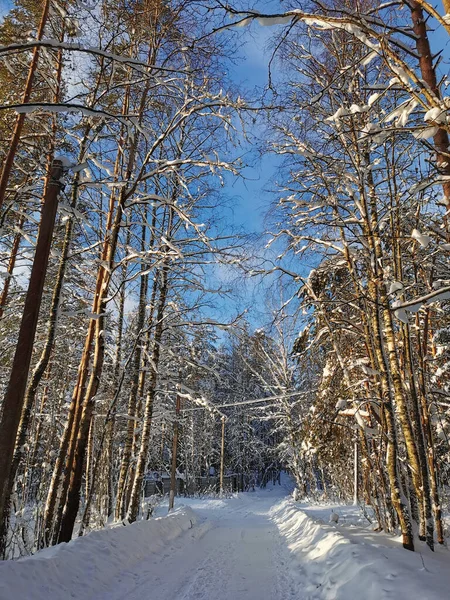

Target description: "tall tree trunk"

left=43, top=73, right=133, bottom=544
left=85, top=416, right=95, bottom=502
left=78, top=320, right=145, bottom=536
left=0, top=213, right=25, bottom=318
left=0, top=160, right=64, bottom=554
left=371, top=228, right=431, bottom=548
left=10, top=129, right=89, bottom=488
left=416, top=310, right=444, bottom=543
left=355, top=166, right=414, bottom=550
left=169, top=392, right=181, bottom=511
left=56, top=180, right=127, bottom=542
left=0, top=0, right=51, bottom=209
left=42, top=316, right=97, bottom=546
left=104, top=239, right=127, bottom=518
left=369, top=301, right=414, bottom=549
left=126, top=262, right=169, bottom=523
left=337, top=211, right=394, bottom=530
left=367, top=193, right=426, bottom=548
left=410, top=2, right=450, bottom=201
left=27, top=361, right=53, bottom=495
left=401, top=321, right=434, bottom=546
left=58, top=311, right=106, bottom=543
left=57, top=31, right=163, bottom=537
left=115, top=224, right=149, bottom=520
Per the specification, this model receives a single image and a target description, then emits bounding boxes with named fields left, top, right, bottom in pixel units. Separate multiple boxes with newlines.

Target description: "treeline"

left=2, top=0, right=450, bottom=560
left=255, top=0, right=450, bottom=552
left=0, top=0, right=255, bottom=558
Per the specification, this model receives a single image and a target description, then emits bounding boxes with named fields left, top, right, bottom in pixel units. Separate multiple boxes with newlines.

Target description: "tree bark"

left=169, top=392, right=181, bottom=512
left=416, top=310, right=444, bottom=544
left=11, top=130, right=89, bottom=488
left=115, top=225, right=149, bottom=520
left=0, top=213, right=25, bottom=318
left=356, top=162, right=414, bottom=550
left=58, top=311, right=106, bottom=543
left=0, top=0, right=51, bottom=209
left=0, top=160, right=64, bottom=552
left=126, top=261, right=169, bottom=523
left=104, top=239, right=127, bottom=519
left=410, top=2, right=450, bottom=200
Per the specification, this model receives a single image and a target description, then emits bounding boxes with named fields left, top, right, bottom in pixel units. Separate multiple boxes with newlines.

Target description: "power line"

left=180, top=391, right=305, bottom=412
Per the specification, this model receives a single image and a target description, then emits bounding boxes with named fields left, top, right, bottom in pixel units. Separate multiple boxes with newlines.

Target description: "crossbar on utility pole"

left=219, top=416, right=225, bottom=495
left=0, top=159, right=64, bottom=538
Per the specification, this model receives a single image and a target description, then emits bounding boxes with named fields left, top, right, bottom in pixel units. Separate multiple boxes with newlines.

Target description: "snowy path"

left=95, top=492, right=303, bottom=600
left=3, top=487, right=450, bottom=600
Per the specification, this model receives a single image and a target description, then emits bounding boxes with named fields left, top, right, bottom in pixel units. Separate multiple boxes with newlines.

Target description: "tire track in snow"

left=98, top=494, right=308, bottom=600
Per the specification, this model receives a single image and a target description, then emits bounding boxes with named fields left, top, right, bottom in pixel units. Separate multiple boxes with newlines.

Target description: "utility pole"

left=353, top=438, right=359, bottom=506
left=169, top=392, right=181, bottom=511
left=0, top=159, right=64, bottom=542
left=219, top=416, right=225, bottom=495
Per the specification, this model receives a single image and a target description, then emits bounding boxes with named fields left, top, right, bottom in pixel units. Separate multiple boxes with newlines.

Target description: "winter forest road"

left=3, top=484, right=450, bottom=600
left=96, top=490, right=303, bottom=600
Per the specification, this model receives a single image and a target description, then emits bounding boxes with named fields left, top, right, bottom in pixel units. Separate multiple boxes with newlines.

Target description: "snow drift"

left=2, top=493, right=450, bottom=600
left=0, top=507, right=198, bottom=600
left=270, top=499, right=450, bottom=600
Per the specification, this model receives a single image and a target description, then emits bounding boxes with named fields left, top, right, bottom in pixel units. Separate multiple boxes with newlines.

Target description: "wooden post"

left=0, top=159, right=64, bottom=538
left=353, top=438, right=359, bottom=506
left=219, top=416, right=225, bottom=495
left=168, top=392, right=181, bottom=511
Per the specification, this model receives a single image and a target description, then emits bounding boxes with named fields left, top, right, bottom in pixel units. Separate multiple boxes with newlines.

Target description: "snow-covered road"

left=3, top=485, right=450, bottom=600
left=96, top=493, right=302, bottom=600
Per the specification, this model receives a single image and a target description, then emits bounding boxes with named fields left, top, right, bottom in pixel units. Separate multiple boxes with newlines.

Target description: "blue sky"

left=0, top=0, right=9, bottom=19
left=219, top=3, right=284, bottom=236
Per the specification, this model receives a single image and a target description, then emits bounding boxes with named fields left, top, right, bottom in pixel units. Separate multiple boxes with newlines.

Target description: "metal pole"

left=219, top=416, right=225, bottom=494
left=0, top=159, right=64, bottom=531
left=168, top=393, right=181, bottom=511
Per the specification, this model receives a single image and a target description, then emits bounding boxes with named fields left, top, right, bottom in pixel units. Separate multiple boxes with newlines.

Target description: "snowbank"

left=0, top=507, right=198, bottom=600
left=271, top=499, right=450, bottom=600
left=2, top=492, right=450, bottom=600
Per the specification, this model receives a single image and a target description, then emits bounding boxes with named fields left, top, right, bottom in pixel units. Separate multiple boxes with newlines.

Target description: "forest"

left=1, top=0, right=450, bottom=566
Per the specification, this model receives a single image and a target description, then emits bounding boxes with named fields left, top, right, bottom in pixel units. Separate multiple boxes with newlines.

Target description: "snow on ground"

left=271, top=499, right=450, bottom=600
left=1, top=484, right=450, bottom=599
left=0, top=507, right=201, bottom=600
